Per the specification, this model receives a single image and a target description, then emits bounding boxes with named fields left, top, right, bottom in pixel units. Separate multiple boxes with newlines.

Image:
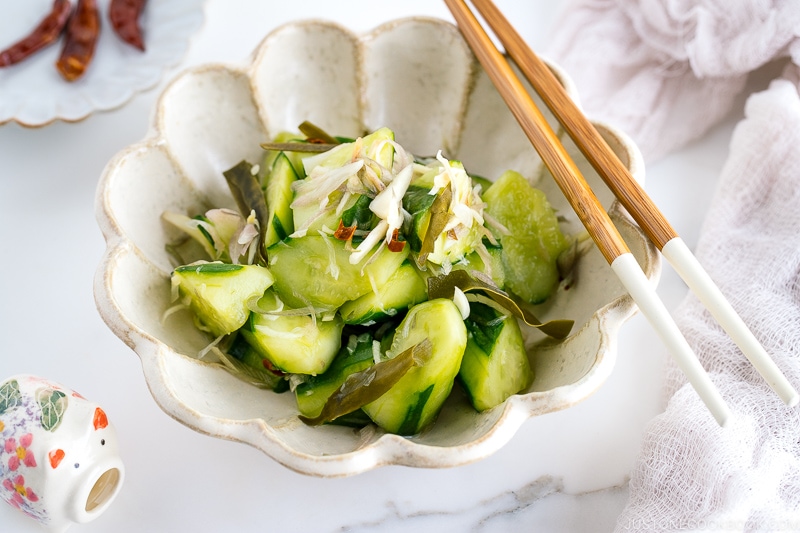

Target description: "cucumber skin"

left=174, top=262, right=244, bottom=274
left=362, top=299, right=467, bottom=435
left=458, top=303, right=533, bottom=412
left=294, top=334, right=377, bottom=418
left=402, top=184, right=436, bottom=252
left=227, top=335, right=289, bottom=392
left=265, top=152, right=299, bottom=246
left=262, top=131, right=309, bottom=179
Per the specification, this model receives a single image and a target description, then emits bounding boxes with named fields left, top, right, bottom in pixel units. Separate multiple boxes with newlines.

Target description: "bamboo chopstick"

left=467, top=0, right=798, bottom=408
left=444, top=0, right=733, bottom=426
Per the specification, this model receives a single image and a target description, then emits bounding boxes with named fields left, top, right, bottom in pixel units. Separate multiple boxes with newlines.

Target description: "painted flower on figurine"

left=3, top=474, right=39, bottom=507
left=5, top=433, right=37, bottom=470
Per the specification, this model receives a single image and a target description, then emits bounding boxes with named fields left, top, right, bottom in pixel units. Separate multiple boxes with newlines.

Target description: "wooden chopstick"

left=444, top=0, right=733, bottom=425
left=467, top=0, right=799, bottom=408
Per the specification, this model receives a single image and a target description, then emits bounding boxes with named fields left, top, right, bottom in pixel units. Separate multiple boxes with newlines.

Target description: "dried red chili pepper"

left=0, top=0, right=72, bottom=68
left=109, top=0, right=147, bottom=51
left=334, top=220, right=357, bottom=241
left=56, top=0, right=100, bottom=82
left=388, top=229, right=406, bottom=252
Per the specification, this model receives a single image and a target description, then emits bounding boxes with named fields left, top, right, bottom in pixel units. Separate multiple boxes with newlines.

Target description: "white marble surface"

left=0, top=1, right=744, bottom=531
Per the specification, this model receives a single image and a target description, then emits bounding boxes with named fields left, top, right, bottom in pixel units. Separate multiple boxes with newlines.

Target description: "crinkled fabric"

left=545, top=2, right=800, bottom=530
left=546, top=0, right=800, bottom=161
left=616, top=72, right=800, bottom=532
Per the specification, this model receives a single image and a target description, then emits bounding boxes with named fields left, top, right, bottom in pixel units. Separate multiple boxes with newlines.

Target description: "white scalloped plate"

left=95, top=18, right=659, bottom=477
left=0, top=0, right=205, bottom=127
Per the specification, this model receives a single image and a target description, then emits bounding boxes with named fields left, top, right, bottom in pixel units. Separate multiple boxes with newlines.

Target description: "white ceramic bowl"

left=94, top=18, right=659, bottom=477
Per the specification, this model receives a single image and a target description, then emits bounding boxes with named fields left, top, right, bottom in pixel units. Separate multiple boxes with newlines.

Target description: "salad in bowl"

left=94, top=17, right=658, bottom=476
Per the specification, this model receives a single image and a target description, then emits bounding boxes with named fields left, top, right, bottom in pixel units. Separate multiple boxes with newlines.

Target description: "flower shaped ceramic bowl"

left=94, top=18, right=659, bottom=477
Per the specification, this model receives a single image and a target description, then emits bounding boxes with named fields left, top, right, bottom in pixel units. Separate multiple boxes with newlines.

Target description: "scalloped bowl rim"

left=94, top=17, right=659, bottom=477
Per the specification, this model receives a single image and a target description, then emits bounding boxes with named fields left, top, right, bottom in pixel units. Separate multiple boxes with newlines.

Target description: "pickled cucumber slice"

left=300, top=127, right=395, bottom=176
left=172, top=262, right=274, bottom=337
left=264, top=152, right=299, bottom=246
left=292, top=127, right=395, bottom=234
left=454, top=245, right=505, bottom=289
left=224, top=334, right=289, bottom=392
left=339, top=261, right=427, bottom=325
left=459, top=302, right=532, bottom=411
left=482, top=170, right=570, bottom=304
left=262, top=131, right=310, bottom=179
left=267, top=235, right=408, bottom=310
left=294, top=333, right=378, bottom=419
left=402, top=184, right=437, bottom=253
left=240, top=292, right=344, bottom=375
left=362, top=299, right=467, bottom=435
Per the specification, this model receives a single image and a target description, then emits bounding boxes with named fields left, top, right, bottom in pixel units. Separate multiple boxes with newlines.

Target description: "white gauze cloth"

left=546, top=0, right=800, bottom=161
left=616, top=72, right=800, bottom=532
left=543, top=1, right=800, bottom=530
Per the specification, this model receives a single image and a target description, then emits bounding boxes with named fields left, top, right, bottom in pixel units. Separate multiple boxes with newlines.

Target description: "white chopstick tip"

left=662, top=238, right=799, bottom=409
left=714, top=407, right=732, bottom=428
left=610, top=253, right=733, bottom=426
left=784, top=391, right=800, bottom=408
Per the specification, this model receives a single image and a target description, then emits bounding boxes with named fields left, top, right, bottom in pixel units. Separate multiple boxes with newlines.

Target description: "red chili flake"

left=109, top=0, right=146, bottom=51
left=388, top=229, right=406, bottom=252
left=56, top=0, right=100, bottom=82
left=0, top=0, right=73, bottom=68
left=334, top=220, right=357, bottom=241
